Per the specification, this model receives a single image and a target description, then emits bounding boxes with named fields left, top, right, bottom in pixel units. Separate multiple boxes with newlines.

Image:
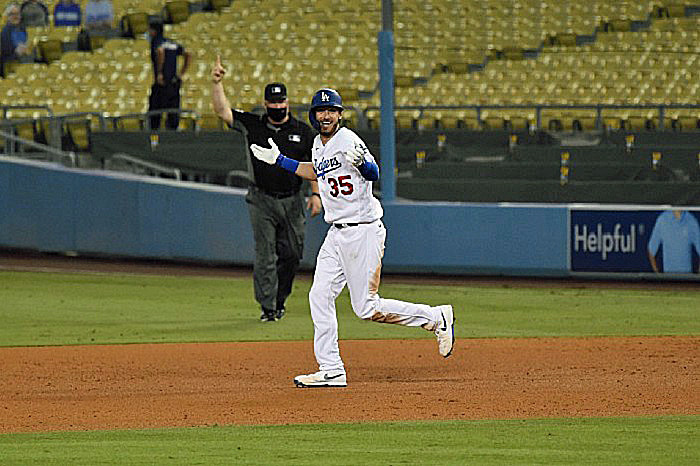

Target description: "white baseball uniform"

left=309, top=127, right=442, bottom=372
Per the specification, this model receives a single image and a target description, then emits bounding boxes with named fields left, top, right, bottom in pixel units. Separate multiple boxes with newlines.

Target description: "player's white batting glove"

left=250, top=138, right=279, bottom=165
left=344, top=147, right=364, bottom=167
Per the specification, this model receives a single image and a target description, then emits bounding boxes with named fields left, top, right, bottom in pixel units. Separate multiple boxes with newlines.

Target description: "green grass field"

left=1, top=269, right=698, bottom=464
left=1, top=270, right=699, bottom=347
left=1, top=417, right=698, bottom=465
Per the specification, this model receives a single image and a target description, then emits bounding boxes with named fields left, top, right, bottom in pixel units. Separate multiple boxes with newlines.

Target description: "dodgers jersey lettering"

left=312, top=127, right=383, bottom=224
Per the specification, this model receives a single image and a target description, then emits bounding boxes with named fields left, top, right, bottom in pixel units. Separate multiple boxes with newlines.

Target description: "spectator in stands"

left=19, top=0, right=48, bottom=27
left=647, top=209, right=700, bottom=273
left=1, top=4, right=31, bottom=77
left=53, top=0, right=82, bottom=27
left=148, top=19, right=191, bottom=130
left=84, top=0, right=113, bottom=31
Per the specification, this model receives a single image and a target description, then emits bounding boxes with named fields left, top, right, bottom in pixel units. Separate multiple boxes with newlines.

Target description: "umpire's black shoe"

left=276, top=306, right=286, bottom=320
left=260, top=307, right=276, bottom=322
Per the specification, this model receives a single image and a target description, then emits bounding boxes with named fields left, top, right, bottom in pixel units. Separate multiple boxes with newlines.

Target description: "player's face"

left=315, top=108, right=341, bottom=136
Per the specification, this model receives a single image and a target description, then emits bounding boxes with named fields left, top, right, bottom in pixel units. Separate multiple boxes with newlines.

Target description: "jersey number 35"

left=327, top=175, right=354, bottom=197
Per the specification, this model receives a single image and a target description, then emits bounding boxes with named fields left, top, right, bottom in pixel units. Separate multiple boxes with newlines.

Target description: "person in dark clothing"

left=211, top=55, right=321, bottom=322
left=19, top=0, right=49, bottom=27
left=1, top=4, right=30, bottom=77
left=148, top=19, right=191, bottom=130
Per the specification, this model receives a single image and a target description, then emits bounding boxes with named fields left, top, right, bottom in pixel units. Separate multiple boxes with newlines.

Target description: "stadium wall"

left=0, top=156, right=567, bottom=276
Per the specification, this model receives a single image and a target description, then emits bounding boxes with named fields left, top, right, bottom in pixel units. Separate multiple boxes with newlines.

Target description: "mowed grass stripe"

left=0, top=270, right=698, bottom=347
left=0, top=417, right=698, bottom=465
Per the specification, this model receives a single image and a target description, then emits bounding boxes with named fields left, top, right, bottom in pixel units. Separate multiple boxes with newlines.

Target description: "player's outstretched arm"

left=250, top=138, right=317, bottom=181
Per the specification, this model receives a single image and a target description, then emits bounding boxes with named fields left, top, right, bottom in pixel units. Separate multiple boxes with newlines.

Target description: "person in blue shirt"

left=1, top=4, right=30, bottom=77
left=84, top=0, right=112, bottom=31
left=53, top=0, right=81, bottom=27
left=647, top=209, right=700, bottom=273
left=147, top=19, right=191, bottom=130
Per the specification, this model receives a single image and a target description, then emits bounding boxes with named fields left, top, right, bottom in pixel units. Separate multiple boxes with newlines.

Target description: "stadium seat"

left=480, top=112, right=507, bottom=130
left=15, top=121, right=36, bottom=142
left=197, top=114, right=225, bottom=130
left=417, top=112, right=437, bottom=131
left=0, top=0, right=694, bottom=133
left=207, top=0, right=231, bottom=11
left=164, top=1, right=191, bottom=24
left=666, top=4, right=686, bottom=17
left=116, top=117, right=144, bottom=131
left=607, top=19, right=632, bottom=32
left=36, top=39, right=63, bottom=64
left=89, top=35, right=107, bottom=51
left=674, top=113, right=700, bottom=131
left=122, top=12, right=150, bottom=38
left=2, top=60, right=19, bottom=77
left=574, top=112, right=599, bottom=131
left=625, top=112, right=657, bottom=131
left=342, top=108, right=359, bottom=129
left=601, top=115, right=623, bottom=131
left=395, top=109, right=419, bottom=129
left=66, top=121, right=90, bottom=151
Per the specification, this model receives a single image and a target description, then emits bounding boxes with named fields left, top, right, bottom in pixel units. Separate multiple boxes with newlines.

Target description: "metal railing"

left=362, top=104, right=700, bottom=131
left=0, top=111, right=107, bottom=151
left=3, top=102, right=700, bottom=178
left=105, top=153, right=182, bottom=180
left=0, top=129, right=76, bottom=167
left=104, top=109, right=200, bottom=131
left=0, top=104, right=53, bottom=119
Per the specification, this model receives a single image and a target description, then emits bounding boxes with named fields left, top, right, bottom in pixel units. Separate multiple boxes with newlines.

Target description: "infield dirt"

left=2, top=336, right=698, bottom=433
left=1, top=250, right=698, bottom=433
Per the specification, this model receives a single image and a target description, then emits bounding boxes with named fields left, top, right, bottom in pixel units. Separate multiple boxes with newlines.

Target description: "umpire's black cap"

left=264, top=83, right=287, bottom=101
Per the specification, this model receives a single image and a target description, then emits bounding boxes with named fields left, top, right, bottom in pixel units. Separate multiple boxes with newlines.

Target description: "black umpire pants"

left=148, top=79, right=181, bottom=130
left=245, top=185, right=306, bottom=313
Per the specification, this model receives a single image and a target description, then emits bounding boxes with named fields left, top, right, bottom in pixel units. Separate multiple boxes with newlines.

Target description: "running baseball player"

left=250, top=88, right=455, bottom=388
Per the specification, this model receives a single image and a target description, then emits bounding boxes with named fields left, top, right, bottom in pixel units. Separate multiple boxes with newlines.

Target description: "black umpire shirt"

left=231, top=109, right=315, bottom=195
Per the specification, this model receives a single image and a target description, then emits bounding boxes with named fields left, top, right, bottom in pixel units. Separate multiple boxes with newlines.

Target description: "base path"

left=1, top=336, right=698, bottom=433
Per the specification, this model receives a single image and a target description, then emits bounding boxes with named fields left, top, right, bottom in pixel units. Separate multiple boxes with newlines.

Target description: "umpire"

left=211, top=55, right=321, bottom=322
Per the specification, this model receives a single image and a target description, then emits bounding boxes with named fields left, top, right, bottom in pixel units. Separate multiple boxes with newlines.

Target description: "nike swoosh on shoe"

left=324, top=373, right=344, bottom=381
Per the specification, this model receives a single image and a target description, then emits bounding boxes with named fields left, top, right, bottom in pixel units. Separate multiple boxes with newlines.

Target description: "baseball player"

left=250, top=88, right=455, bottom=388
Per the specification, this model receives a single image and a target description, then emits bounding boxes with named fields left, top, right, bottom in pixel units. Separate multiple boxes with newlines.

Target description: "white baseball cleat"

left=434, top=305, right=455, bottom=358
left=294, top=370, right=347, bottom=388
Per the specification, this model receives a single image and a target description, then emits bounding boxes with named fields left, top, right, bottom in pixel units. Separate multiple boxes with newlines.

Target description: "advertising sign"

left=570, top=208, right=700, bottom=273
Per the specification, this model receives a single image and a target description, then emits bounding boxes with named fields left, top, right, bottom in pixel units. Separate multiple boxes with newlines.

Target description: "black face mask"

left=266, top=107, right=287, bottom=123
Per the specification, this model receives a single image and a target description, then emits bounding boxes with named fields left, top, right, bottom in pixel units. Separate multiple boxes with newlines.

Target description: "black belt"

left=333, top=221, right=376, bottom=229
left=255, top=187, right=298, bottom=199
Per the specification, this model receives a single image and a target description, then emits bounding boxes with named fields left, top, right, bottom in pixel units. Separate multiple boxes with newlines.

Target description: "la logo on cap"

left=273, top=86, right=281, bottom=93
left=321, top=92, right=329, bottom=101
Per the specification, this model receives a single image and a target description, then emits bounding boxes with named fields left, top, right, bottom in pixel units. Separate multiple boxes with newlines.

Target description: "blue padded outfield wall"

left=381, top=202, right=567, bottom=275
left=0, top=157, right=567, bottom=276
left=3, top=157, right=697, bottom=279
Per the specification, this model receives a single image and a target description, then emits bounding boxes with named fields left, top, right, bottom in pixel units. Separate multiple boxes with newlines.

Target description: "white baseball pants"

left=308, top=220, right=441, bottom=372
